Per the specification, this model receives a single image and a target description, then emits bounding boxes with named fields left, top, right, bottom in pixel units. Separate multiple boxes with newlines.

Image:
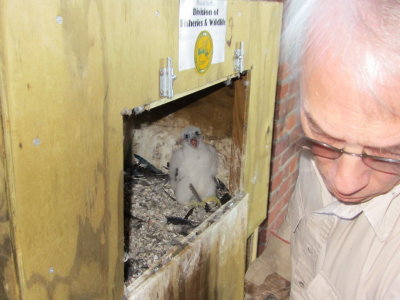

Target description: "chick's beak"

left=190, top=138, right=198, bottom=147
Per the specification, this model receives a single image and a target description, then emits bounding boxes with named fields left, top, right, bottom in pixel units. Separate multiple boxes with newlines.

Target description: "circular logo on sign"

left=194, top=31, right=213, bottom=74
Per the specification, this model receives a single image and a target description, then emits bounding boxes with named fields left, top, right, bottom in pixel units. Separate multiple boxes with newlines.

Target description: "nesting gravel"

left=124, top=156, right=230, bottom=283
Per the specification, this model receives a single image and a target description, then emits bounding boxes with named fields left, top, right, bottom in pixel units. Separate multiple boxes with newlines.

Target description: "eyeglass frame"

left=296, top=136, right=400, bottom=175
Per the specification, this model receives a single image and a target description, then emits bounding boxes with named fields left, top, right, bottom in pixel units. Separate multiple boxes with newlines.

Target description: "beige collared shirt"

left=286, top=152, right=400, bottom=299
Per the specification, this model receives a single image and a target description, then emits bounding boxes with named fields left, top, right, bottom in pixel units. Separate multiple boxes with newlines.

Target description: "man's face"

left=301, top=57, right=400, bottom=204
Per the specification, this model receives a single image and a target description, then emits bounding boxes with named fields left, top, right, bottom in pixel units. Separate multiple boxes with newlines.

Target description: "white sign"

left=179, top=0, right=227, bottom=72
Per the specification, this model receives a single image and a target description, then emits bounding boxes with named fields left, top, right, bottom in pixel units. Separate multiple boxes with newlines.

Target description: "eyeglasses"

left=296, top=137, right=400, bottom=175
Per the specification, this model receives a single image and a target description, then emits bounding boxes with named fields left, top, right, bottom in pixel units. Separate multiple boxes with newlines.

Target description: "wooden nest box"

left=0, top=1, right=282, bottom=299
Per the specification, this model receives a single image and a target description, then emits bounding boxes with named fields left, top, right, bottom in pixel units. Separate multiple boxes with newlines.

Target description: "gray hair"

left=281, top=0, right=400, bottom=98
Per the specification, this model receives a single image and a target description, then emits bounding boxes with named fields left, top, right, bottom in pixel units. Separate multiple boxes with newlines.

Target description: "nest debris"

left=124, top=155, right=231, bottom=283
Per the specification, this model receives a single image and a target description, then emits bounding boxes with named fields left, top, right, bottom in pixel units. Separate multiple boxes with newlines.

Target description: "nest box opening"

left=122, top=74, right=250, bottom=285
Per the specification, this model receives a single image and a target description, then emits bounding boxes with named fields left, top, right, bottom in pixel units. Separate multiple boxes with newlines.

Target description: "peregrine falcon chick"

left=169, top=126, right=218, bottom=204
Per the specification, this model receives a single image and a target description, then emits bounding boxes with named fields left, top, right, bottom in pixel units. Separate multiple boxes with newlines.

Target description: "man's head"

left=282, top=0, right=400, bottom=203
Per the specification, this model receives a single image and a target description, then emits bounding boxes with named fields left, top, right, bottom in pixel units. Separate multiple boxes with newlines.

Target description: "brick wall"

left=257, top=64, right=302, bottom=254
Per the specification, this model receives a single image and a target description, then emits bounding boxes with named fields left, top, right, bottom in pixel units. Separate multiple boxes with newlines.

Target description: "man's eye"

left=365, top=148, right=400, bottom=160
left=309, top=133, right=343, bottom=149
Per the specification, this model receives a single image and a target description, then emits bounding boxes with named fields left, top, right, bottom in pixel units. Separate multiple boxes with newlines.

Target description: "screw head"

left=56, top=16, right=63, bottom=24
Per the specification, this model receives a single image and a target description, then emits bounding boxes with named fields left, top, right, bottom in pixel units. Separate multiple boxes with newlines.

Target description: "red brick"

left=257, top=242, right=267, bottom=255
left=271, top=156, right=280, bottom=167
left=284, top=162, right=299, bottom=181
left=282, top=94, right=298, bottom=112
left=268, top=190, right=289, bottom=214
left=267, top=200, right=288, bottom=228
left=268, top=187, right=281, bottom=209
left=283, top=112, right=300, bottom=133
left=281, top=151, right=300, bottom=174
left=268, top=217, right=284, bottom=234
left=288, top=154, right=300, bottom=175
left=276, top=95, right=295, bottom=120
left=282, top=171, right=298, bottom=191
left=268, top=187, right=279, bottom=201
left=275, top=174, right=297, bottom=202
left=258, top=62, right=301, bottom=254
left=268, top=207, right=288, bottom=233
left=271, top=159, right=281, bottom=176
left=259, top=218, right=268, bottom=228
left=270, top=170, right=284, bottom=192
left=277, top=97, right=300, bottom=124
left=268, top=200, right=286, bottom=222
left=268, top=192, right=279, bottom=210
left=273, top=119, right=285, bottom=140
left=258, top=227, right=268, bottom=244
left=269, top=167, right=296, bottom=208
left=276, top=81, right=290, bottom=100
left=277, top=63, right=291, bottom=82
left=272, top=135, right=289, bottom=157
left=273, top=114, right=300, bottom=143
left=281, top=184, right=296, bottom=204
left=292, top=124, right=304, bottom=139
left=274, top=101, right=282, bottom=120
left=279, top=146, right=297, bottom=170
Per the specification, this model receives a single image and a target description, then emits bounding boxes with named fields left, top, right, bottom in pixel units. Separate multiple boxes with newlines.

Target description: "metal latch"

left=234, top=41, right=244, bottom=73
left=160, top=57, right=177, bottom=99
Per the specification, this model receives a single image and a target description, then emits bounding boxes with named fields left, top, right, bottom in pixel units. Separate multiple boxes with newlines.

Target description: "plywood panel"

left=243, top=3, right=282, bottom=235
left=0, top=0, right=123, bottom=299
left=0, top=103, right=20, bottom=299
left=126, top=194, right=248, bottom=300
left=229, top=74, right=250, bottom=194
left=102, top=0, right=255, bottom=110
left=0, top=0, right=281, bottom=298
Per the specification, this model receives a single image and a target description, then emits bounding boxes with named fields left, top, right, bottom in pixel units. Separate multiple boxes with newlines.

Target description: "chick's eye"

left=184, top=134, right=189, bottom=139
left=195, top=131, right=200, bottom=136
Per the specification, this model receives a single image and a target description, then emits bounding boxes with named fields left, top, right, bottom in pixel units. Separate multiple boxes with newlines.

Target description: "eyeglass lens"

left=298, top=138, right=400, bottom=175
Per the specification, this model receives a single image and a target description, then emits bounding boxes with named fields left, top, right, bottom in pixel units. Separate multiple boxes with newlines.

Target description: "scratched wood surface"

left=229, top=73, right=250, bottom=195
left=0, top=106, right=20, bottom=300
left=0, top=1, right=123, bottom=299
left=242, top=4, right=282, bottom=234
left=0, top=0, right=281, bottom=299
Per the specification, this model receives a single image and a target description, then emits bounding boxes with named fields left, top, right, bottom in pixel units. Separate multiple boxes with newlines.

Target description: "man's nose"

left=332, top=152, right=370, bottom=196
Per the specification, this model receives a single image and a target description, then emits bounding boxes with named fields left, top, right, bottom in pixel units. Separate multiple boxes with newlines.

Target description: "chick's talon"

left=189, top=200, right=207, bottom=208
left=202, top=196, right=222, bottom=207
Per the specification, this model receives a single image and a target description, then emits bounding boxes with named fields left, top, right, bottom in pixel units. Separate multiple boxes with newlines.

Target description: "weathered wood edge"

left=126, top=192, right=247, bottom=295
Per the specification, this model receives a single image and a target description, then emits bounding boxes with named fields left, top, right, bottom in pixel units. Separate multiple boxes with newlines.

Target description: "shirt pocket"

left=307, top=273, right=341, bottom=300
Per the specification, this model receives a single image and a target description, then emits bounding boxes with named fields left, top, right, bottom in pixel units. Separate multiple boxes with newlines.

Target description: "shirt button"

left=298, top=281, right=305, bottom=288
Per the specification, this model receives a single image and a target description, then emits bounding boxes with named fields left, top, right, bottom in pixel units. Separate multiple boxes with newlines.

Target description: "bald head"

left=284, top=0, right=400, bottom=203
left=282, top=0, right=400, bottom=114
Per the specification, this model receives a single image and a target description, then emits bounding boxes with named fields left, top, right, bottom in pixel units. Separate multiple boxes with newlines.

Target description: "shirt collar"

left=311, top=158, right=400, bottom=241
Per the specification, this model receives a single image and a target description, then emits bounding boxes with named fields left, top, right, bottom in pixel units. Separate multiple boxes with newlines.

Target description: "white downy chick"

left=169, top=126, right=218, bottom=204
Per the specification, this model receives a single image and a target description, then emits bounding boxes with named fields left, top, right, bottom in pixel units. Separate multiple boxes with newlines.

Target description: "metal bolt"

left=33, top=138, right=41, bottom=146
left=133, top=106, right=145, bottom=115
